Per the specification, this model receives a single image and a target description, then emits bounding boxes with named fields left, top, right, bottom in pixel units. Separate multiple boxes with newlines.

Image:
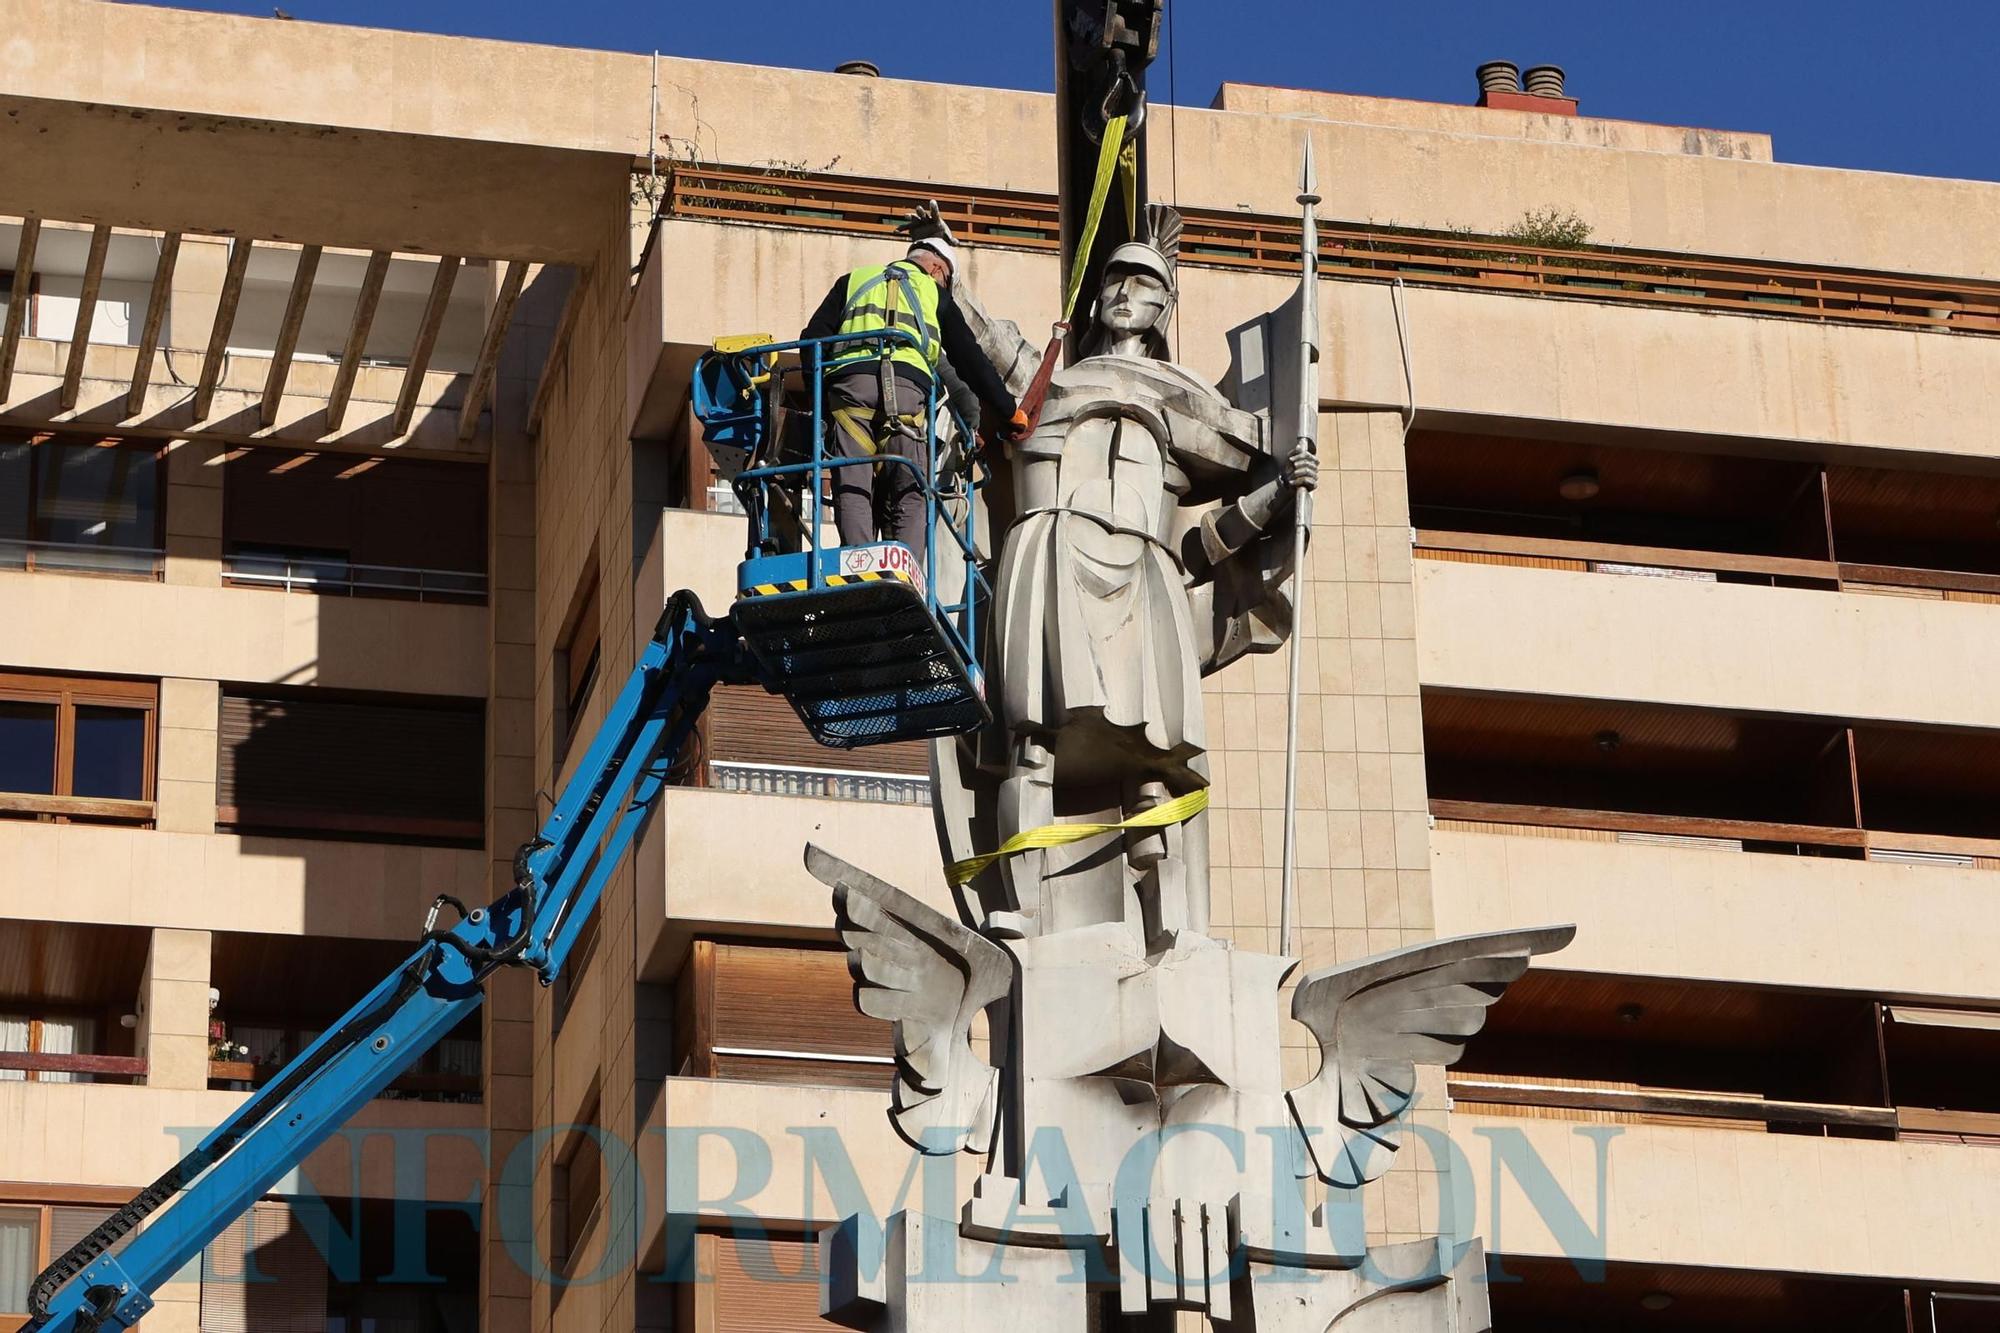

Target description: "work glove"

left=899, top=199, right=960, bottom=246
left=1003, top=408, right=1032, bottom=442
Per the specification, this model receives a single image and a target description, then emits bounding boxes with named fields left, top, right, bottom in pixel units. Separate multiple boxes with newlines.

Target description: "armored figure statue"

left=806, top=201, right=1574, bottom=1331
left=937, top=205, right=1316, bottom=948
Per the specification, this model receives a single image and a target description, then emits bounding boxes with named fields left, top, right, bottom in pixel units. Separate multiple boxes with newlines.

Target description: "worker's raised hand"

left=1003, top=408, right=1033, bottom=442
left=899, top=199, right=959, bottom=246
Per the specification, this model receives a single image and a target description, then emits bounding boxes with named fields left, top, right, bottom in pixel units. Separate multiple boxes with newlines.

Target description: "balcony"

left=1422, top=687, right=2000, bottom=868
left=660, top=165, right=2000, bottom=339
left=1451, top=1111, right=2000, bottom=1285
left=1430, top=826, right=2000, bottom=1001
left=636, top=786, right=943, bottom=979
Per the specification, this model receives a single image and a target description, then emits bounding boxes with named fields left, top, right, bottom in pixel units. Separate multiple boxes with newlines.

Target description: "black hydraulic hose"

left=27, top=948, right=438, bottom=1322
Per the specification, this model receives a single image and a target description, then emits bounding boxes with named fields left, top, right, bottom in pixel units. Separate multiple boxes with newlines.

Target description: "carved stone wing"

left=1287, top=925, right=1574, bottom=1189
left=806, top=844, right=1014, bottom=1156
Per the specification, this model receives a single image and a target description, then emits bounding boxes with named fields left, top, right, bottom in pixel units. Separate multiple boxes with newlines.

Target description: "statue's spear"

left=1279, top=136, right=1320, bottom=960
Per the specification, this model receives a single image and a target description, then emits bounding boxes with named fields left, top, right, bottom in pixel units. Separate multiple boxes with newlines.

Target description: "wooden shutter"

left=44, top=1207, right=111, bottom=1269
left=199, top=1202, right=328, bottom=1333
left=681, top=941, right=892, bottom=1091
left=704, top=1234, right=828, bottom=1333
left=706, top=686, right=927, bottom=775
left=216, top=692, right=483, bottom=842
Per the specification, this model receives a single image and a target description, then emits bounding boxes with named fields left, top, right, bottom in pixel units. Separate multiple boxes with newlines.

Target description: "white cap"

left=907, top=235, right=957, bottom=278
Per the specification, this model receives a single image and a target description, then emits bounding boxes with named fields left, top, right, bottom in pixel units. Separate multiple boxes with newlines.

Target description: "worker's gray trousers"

left=825, top=368, right=931, bottom=576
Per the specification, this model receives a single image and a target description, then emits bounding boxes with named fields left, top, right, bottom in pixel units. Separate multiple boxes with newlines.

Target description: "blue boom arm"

left=26, top=590, right=751, bottom=1333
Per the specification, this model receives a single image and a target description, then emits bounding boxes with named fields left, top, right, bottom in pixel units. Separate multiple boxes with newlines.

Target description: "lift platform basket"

left=735, top=543, right=988, bottom=747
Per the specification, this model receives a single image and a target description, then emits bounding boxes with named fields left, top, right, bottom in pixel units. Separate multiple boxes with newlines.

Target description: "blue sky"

left=169, top=0, right=1997, bottom=182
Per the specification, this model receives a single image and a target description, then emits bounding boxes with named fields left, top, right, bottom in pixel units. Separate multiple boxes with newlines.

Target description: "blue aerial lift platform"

left=25, top=329, right=990, bottom=1332
left=698, top=329, right=991, bottom=747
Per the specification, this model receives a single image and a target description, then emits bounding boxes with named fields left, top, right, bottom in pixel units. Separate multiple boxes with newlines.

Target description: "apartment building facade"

left=3, top=4, right=1999, bottom=1331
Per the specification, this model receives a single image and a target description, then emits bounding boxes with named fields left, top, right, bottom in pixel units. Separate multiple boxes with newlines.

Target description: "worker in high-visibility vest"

left=802, top=237, right=1030, bottom=572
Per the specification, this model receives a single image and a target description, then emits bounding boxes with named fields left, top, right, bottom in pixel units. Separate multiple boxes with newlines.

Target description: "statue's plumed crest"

left=1142, top=202, right=1183, bottom=275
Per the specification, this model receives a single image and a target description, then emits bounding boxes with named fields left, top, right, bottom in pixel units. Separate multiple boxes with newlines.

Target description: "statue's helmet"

left=1102, top=239, right=1175, bottom=295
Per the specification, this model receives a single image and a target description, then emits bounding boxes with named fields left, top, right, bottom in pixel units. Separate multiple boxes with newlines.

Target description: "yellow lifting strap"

left=1059, top=112, right=1133, bottom=324
left=945, top=786, right=1209, bottom=887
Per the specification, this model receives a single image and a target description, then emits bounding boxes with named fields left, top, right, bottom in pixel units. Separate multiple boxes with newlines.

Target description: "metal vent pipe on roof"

left=1476, top=61, right=1521, bottom=95
left=835, top=60, right=881, bottom=77
left=1523, top=64, right=1567, bottom=97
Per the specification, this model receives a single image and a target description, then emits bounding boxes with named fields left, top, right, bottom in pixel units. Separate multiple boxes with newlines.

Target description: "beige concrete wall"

left=636, top=787, right=948, bottom=978
left=0, top=823, right=487, bottom=938
left=1451, top=1111, right=2000, bottom=1285
left=658, top=221, right=2000, bottom=465
left=0, top=1082, right=487, bottom=1200
left=1212, top=83, right=1773, bottom=161
left=0, top=569, right=489, bottom=695
left=20, top=0, right=2000, bottom=279
left=1416, top=561, right=2000, bottom=731
left=1177, top=271, right=2000, bottom=462
left=1433, top=827, right=2000, bottom=1002
left=513, top=196, right=641, bottom=1333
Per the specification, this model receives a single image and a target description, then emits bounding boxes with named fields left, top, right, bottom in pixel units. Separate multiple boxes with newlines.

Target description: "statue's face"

left=1098, top=266, right=1169, bottom=335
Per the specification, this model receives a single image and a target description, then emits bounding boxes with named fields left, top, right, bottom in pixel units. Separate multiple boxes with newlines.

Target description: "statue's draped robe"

left=991, top=354, right=1299, bottom=793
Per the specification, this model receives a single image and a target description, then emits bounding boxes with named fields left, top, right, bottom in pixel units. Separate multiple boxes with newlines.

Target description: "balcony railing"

left=0, top=537, right=164, bottom=579
left=708, top=759, right=931, bottom=806
left=1431, top=801, right=2000, bottom=867
left=663, top=164, right=2000, bottom=336
left=0, top=1051, right=147, bottom=1082
left=1450, top=1076, right=2000, bottom=1145
left=221, top=552, right=487, bottom=603
left=207, top=1059, right=481, bottom=1102
left=1417, top=530, right=2000, bottom=601
left=0, top=792, right=156, bottom=827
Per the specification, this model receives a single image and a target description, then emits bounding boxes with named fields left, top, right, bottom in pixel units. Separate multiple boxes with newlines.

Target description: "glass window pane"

left=0, top=1206, right=40, bottom=1314
left=33, top=443, right=159, bottom=554
left=0, top=701, right=57, bottom=795
left=71, top=706, right=147, bottom=800
left=0, top=438, right=30, bottom=552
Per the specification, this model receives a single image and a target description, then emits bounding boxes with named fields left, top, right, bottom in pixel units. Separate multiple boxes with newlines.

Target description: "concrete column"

left=163, top=437, right=224, bottom=588
left=137, top=926, right=211, bottom=1090
left=155, top=677, right=219, bottom=834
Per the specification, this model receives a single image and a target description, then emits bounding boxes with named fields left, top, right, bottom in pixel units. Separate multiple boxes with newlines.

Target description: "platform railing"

left=714, top=328, right=992, bottom=676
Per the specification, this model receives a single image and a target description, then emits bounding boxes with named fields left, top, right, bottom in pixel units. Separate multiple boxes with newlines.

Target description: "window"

left=0, top=1013, right=101, bottom=1085
left=0, top=1200, right=116, bottom=1331
left=551, top=1090, right=603, bottom=1280
left=551, top=906, right=601, bottom=1035
left=216, top=689, right=483, bottom=845
left=679, top=1233, right=826, bottom=1332
left=554, top=571, right=601, bottom=763
left=0, top=674, right=155, bottom=824
left=199, top=1202, right=328, bottom=1333
left=221, top=447, right=486, bottom=602
left=0, top=433, right=163, bottom=578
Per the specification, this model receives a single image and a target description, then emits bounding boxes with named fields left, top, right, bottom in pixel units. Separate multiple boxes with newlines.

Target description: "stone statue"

left=934, top=203, right=1316, bottom=950
left=804, top=201, right=1574, bottom=1331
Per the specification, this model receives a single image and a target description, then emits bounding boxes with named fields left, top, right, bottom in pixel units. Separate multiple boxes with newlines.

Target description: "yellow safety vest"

left=826, top=261, right=942, bottom=378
